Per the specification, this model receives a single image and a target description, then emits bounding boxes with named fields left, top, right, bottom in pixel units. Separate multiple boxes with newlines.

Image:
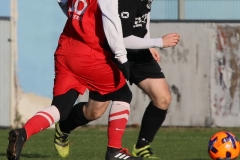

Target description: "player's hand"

left=119, top=61, right=130, bottom=81
left=149, top=48, right=160, bottom=62
left=162, top=33, right=180, bottom=48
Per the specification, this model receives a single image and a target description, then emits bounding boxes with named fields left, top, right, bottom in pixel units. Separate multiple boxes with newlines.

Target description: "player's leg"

left=54, top=91, right=111, bottom=157
left=6, top=55, right=86, bottom=160
left=89, top=86, right=143, bottom=160
left=6, top=89, right=79, bottom=160
left=55, top=84, right=142, bottom=160
left=132, top=78, right=171, bottom=158
left=127, top=49, right=171, bottom=158
left=103, top=84, right=136, bottom=160
left=55, top=98, right=110, bottom=157
left=58, top=82, right=131, bottom=128
left=57, top=84, right=133, bottom=159
left=58, top=100, right=110, bottom=133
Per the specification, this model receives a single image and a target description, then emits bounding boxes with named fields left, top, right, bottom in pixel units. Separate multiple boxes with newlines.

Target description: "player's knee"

left=89, top=112, right=103, bottom=120
left=84, top=102, right=108, bottom=121
left=153, top=94, right=171, bottom=110
left=85, top=108, right=105, bottom=120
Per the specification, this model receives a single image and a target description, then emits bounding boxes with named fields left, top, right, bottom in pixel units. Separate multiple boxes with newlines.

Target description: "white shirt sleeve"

left=98, top=0, right=128, bottom=64
left=124, top=36, right=163, bottom=49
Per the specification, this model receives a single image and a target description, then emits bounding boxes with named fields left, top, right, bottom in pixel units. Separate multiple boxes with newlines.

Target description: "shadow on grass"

left=0, top=152, right=50, bottom=159
left=21, top=154, right=51, bottom=158
left=0, top=153, right=6, bottom=157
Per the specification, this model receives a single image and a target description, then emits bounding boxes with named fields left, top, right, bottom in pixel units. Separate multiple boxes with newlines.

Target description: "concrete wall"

left=149, top=23, right=239, bottom=127
left=149, top=23, right=213, bottom=127
left=0, top=17, right=11, bottom=127
left=210, top=24, right=240, bottom=127
left=14, top=22, right=240, bottom=127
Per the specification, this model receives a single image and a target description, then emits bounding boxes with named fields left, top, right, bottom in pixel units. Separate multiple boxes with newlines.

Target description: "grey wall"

left=0, top=18, right=11, bottom=127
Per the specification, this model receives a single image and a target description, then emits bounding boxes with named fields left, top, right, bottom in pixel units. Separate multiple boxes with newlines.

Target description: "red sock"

left=23, top=105, right=60, bottom=139
left=108, top=101, right=130, bottom=148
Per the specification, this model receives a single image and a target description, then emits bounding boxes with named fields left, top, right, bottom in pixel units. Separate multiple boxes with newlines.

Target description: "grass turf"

left=1, top=126, right=240, bottom=160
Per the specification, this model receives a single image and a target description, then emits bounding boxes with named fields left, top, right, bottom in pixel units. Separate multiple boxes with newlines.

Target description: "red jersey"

left=55, top=0, right=110, bottom=59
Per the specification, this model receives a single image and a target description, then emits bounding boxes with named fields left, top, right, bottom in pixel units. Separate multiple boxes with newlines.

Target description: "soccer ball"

left=208, top=131, right=240, bottom=160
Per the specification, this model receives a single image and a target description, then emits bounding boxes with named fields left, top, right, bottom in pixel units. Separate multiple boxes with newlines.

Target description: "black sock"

left=136, top=137, right=149, bottom=149
left=59, top=102, right=89, bottom=133
left=136, top=101, right=167, bottom=149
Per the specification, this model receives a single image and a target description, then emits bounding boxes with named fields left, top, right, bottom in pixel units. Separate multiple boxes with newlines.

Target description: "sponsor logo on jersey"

left=133, top=13, right=148, bottom=28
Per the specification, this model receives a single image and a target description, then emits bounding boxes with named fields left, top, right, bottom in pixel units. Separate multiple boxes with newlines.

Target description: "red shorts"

left=53, top=55, right=126, bottom=96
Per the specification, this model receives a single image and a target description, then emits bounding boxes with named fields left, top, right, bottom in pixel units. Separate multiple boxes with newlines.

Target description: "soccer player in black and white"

left=55, top=0, right=180, bottom=159
left=117, top=0, right=180, bottom=158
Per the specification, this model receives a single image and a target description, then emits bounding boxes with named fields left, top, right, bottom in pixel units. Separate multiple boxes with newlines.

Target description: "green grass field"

left=1, top=127, right=240, bottom=160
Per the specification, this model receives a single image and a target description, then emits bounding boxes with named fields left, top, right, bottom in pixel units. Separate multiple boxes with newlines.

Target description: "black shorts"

left=127, top=49, right=165, bottom=85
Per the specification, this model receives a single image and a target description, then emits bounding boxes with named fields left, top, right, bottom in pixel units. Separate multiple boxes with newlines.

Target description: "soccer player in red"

left=54, top=0, right=180, bottom=159
left=6, top=0, right=143, bottom=160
